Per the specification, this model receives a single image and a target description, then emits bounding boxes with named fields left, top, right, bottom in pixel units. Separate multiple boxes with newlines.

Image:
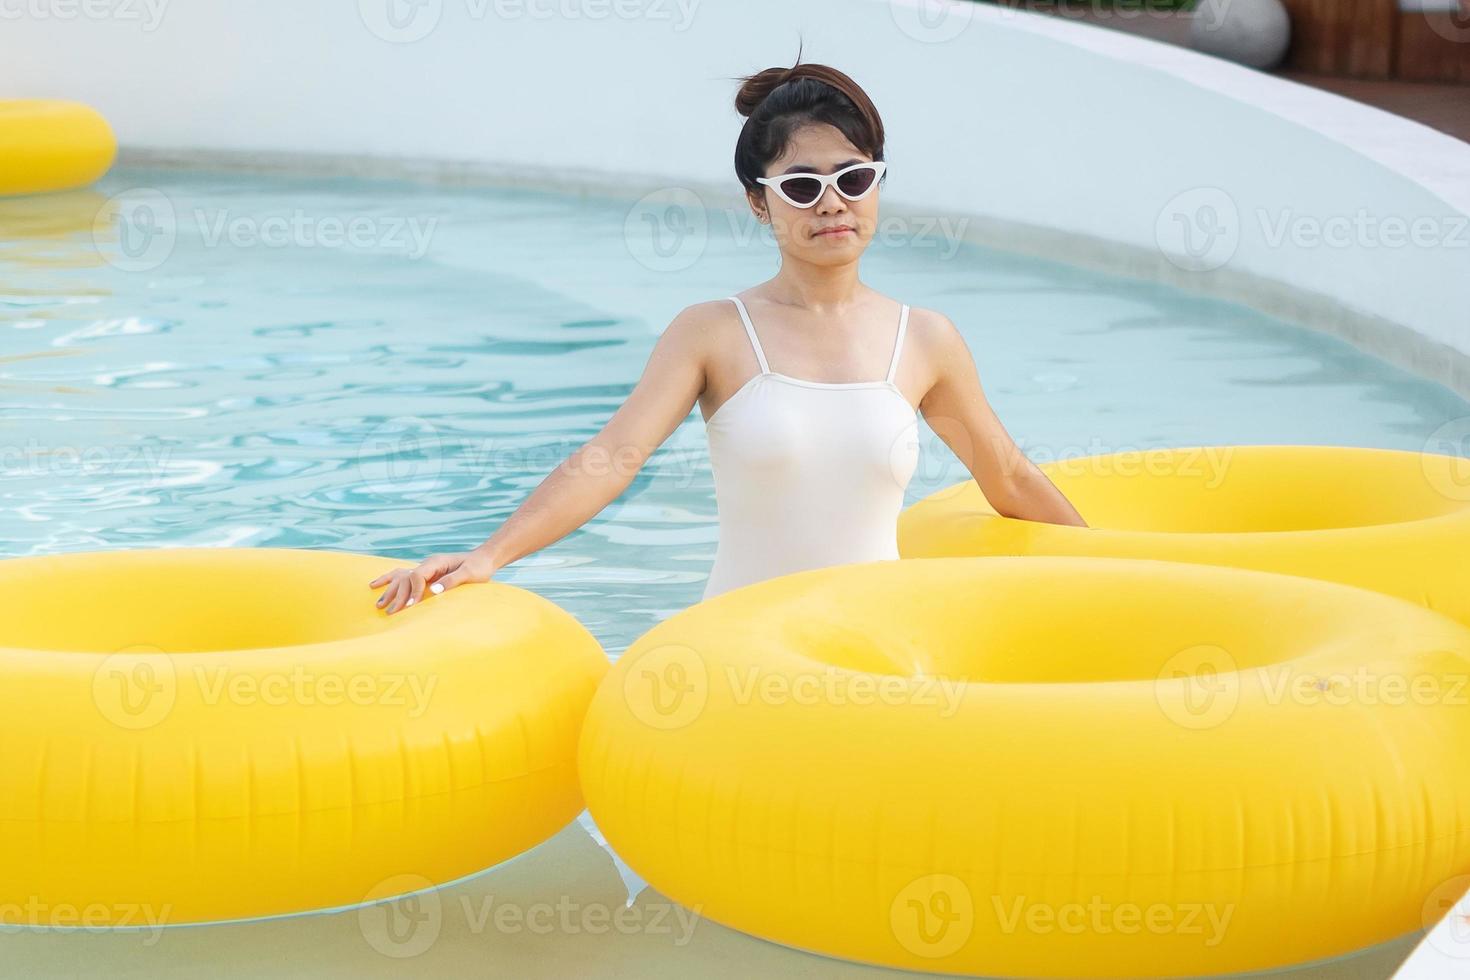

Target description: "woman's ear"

left=747, top=188, right=768, bottom=222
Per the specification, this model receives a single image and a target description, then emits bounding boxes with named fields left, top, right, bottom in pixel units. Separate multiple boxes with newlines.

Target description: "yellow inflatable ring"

left=0, top=547, right=608, bottom=926
left=901, top=445, right=1470, bottom=626
left=0, top=100, right=116, bottom=196
left=580, top=556, right=1470, bottom=978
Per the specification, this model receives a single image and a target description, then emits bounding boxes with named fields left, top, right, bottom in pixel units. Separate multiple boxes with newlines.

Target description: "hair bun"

left=734, top=66, right=799, bottom=118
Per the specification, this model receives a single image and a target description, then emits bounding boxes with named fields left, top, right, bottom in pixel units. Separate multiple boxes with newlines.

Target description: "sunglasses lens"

left=836, top=166, right=877, bottom=198
left=781, top=177, right=824, bottom=205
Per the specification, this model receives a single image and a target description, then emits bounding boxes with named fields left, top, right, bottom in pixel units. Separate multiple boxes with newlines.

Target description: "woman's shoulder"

left=667, top=297, right=742, bottom=327
left=887, top=302, right=970, bottom=398
left=895, top=301, right=953, bottom=334
left=652, top=300, right=749, bottom=383
left=888, top=301, right=959, bottom=361
left=661, top=298, right=744, bottom=348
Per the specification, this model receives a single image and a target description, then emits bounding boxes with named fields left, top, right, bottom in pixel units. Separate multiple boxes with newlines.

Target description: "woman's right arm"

left=369, top=304, right=714, bottom=614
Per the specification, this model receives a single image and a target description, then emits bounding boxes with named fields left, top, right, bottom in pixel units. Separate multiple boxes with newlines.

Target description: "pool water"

left=4, top=168, right=1467, bottom=658
left=5, top=170, right=1464, bottom=658
left=1, top=169, right=1460, bottom=978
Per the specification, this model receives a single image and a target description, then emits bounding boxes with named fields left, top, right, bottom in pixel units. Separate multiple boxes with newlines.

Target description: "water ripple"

left=1, top=168, right=1465, bottom=655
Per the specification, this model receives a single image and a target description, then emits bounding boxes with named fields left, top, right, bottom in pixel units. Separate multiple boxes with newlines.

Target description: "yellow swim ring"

left=579, top=556, right=1470, bottom=978
left=0, top=100, right=116, bottom=196
left=901, top=444, right=1470, bottom=625
left=0, top=547, right=608, bottom=926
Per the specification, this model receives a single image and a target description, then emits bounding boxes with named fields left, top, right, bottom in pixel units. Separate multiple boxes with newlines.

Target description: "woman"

left=369, top=59, right=1086, bottom=615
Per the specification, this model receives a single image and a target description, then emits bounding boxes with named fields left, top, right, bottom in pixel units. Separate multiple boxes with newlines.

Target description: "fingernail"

left=430, top=583, right=443, bottom=595
left=406, top=597, right=415, bottom=606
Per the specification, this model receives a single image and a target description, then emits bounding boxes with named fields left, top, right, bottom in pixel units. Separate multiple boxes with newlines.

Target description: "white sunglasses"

left=755, top=161, right=887, bottom=209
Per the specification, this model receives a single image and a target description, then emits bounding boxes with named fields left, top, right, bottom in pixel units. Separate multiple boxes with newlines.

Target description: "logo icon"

left=1155, top=643, right=1240, bottom=730
left=623, top=642, right=709, bottom=730
left=355, top=415, right=447, bottom=488
left=93, top=644, right=177, bottom=730
left=358, top=874, right=442, bottom=958
left=1156, top=187, right=1240, bottom=273
left=888, top=0, right=976, bottom=44
left=1424, top=1, right=1470, bottom=44
left=890, top=873, right=974, bottom=959
left=1422, top=874, right=1470, bottom=959
left=1423, top=416, right=1470, bottom=502
left=623, top=188, right=708, bottom=273
left=359, top=0, right=443, bottom=43
left=93, top=188, right=178, bottom=272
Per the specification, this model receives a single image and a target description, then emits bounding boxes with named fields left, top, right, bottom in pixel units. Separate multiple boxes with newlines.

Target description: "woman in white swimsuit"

left=370, top=59, right=1087, bottom=614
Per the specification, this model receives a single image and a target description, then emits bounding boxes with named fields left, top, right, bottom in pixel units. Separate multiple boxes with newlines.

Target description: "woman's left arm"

left=916, top=311, right=1088, bottom=527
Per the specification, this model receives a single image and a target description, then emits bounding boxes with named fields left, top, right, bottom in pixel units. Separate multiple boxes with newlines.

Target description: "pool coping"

left=116, top=145, right=1470, bottom=403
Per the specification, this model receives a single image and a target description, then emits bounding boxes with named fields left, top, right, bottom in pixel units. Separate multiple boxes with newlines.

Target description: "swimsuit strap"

left=885, top=304, right=910, bottom=385
left=726, top=296, right=771, bottom=375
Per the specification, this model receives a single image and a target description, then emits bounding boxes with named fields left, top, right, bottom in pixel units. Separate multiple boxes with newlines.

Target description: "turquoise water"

left=2, top=168, right=1467, bottom=657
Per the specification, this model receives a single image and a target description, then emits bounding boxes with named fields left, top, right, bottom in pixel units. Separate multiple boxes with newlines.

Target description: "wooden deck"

left=1025, top=5, right=1470, bottom=145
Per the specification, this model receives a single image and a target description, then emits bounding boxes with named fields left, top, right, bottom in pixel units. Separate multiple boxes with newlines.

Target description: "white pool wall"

left=4, top=0, right=1468, bottom=395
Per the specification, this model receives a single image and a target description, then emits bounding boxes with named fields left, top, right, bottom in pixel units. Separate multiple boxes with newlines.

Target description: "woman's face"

left=751, top=123, right=880, bottom=266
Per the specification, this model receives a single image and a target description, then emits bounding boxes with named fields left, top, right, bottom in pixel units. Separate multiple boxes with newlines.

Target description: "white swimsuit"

left=702, top=295, right=921, bottom=601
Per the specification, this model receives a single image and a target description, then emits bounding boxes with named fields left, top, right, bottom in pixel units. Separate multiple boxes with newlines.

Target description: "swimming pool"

left=5, top=167, right=1467, bottom=662
left=4, top=168, right=1465, bottom=976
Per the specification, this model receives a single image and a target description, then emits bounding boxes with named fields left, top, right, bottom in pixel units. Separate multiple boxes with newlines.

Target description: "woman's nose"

left=815, top=186, right=846, bottom=213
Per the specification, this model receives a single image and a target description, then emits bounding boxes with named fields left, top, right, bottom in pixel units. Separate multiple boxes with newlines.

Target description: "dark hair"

left=730, top=44, right=886, bottom=195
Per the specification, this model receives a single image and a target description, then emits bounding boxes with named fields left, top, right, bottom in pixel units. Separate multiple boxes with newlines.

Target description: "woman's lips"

left=814, top=226, right=854, bottom=238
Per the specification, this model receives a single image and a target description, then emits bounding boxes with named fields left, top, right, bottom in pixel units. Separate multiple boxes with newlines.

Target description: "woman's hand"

left=368, top=549, right=499, bottom=615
